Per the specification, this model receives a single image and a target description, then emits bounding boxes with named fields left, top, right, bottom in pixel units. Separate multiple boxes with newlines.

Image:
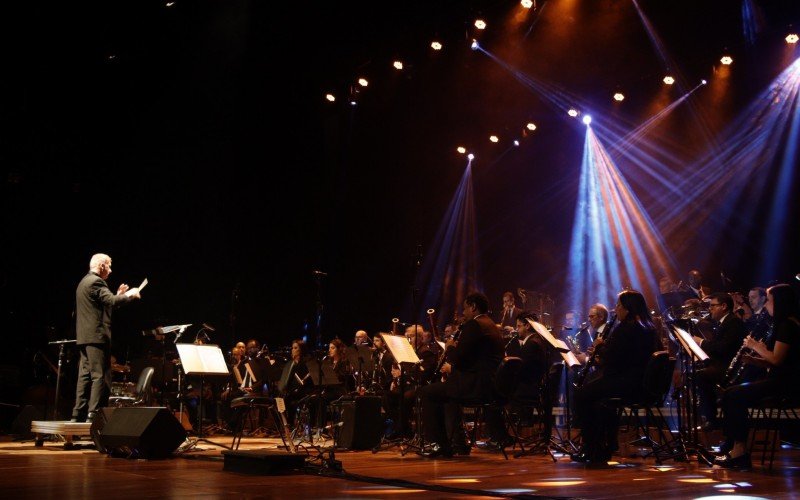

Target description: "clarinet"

left=719, top=325, right=772, bottom=388
left=434, top=323, right=463, bottom=381
left=574, top=315, right=614, bottom=389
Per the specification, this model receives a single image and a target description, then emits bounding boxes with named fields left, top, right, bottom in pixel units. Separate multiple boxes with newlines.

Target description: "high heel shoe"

left=713, top=452, right=751, bottom=469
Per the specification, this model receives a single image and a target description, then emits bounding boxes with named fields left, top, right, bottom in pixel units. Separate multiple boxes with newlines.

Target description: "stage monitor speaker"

left=336, top=396, right=383, bottom=451
left=98, top=406, right=187, bottom=458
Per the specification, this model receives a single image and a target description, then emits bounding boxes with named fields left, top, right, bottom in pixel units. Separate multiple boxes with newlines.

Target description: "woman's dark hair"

left=618, top=289, right=654, bottom=329
left=767, top=284, right=800, bottom=326
left=329, top=338, right=346, bottom=358
left=292, top=339, right=309, bottom=359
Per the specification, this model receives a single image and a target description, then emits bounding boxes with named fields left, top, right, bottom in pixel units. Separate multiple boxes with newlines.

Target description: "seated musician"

left=419, top=292, right=504, bottom=457
left=711, top=284, right=800, bottom=468
left=692, top=292, right=748, bottom=430
left=482, top=311, right=549, bottom=449
left=370, top=333, right=394, bottom=392
left=571, top=290, right=659, bottom=464
left=276, top=339, right=312, bottom=425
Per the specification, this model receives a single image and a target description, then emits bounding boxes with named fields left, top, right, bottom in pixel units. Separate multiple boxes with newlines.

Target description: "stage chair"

left=748, top=395, right=799, bottom=470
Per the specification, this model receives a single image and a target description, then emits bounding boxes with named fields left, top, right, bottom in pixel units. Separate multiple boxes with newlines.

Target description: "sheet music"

left=176, top=343, right=230, bottom=375
left=671, top=325, right=709, bottom=361
left=125, top=278, right=148, bottom=297
left=380, top=333, right=420, bottom=364
left=526, top=319, right=570, bottom=352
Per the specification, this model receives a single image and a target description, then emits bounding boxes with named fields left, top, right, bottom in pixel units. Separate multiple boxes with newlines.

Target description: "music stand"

left=525, top=320, right=579, bottom=456
left=372, top=334, right=421, bottom=454
left=669, top=324, right=709, bottom=451
left=345, top=345, right=374, bottom=391
left=175, top=343, right=231, bottom=451
left=48, top=339, right=76, bottom=420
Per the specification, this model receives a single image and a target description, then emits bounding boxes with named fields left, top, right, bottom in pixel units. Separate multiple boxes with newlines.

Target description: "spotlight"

left=431, top=41, right=442, bottom=51
left=393, top=60, right=403, bottom=70
left=567, top=108, right=579, bottom=117
left=513, top=140, right=520, bottom=147
left=471, top=39, right=479, bottom=50
left=467, top=153, right=475, bottom=160
left=457, top=146, right=466, bottom=154
left=489, top=135, right=499, bottom=143
left=720, top=56, right=733, bottom=65
left=358, top=78, right=368, bottom=87
left=526, top=122, right=537, bottom=131
left=474, top=19, right=486, bottom=30
left=165, top=1, right=175, bottom=6
left=613, top=93, right=624, bottom=102
left=701, top=79, right=707, bottom=85
left=325, top=94, right=335, bottom=102
left=349, top=100, right=357, bottom=106
left=663, top=76, right=675, bottom=85
left=582, top=115, right=592, bottom=125
left=786, top=34, right=799, bottom=44
left=521, top=0, right=534, bottom=8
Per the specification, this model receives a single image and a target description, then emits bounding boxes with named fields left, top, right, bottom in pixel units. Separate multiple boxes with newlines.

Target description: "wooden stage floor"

left=1, top=431, right=799, bottom=499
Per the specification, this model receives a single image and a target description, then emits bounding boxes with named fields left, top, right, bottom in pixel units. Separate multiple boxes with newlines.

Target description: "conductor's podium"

left=30, top=420, right=93, bottom=449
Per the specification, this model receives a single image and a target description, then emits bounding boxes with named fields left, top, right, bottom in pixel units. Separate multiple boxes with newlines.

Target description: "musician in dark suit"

left=693, top=292, right=748, bottom=430
left=498, top=291, right=523, bottom=334
left=71, top=253, right=141, bottom=423
left=420, top=292, right=504, bottom=457
left=571, top=290, right=659, bottom=464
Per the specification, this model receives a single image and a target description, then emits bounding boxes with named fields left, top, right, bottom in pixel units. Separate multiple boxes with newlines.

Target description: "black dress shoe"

left=452, top=444, right=471, bottom=456
left=696, top=447, right=718, bottom=466
left=570, top=451, right=590, bottom=463
left=713, top=453, right=752, bottom=469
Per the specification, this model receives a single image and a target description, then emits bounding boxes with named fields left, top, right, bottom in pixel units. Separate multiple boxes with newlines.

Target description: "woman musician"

left=710, top=284, right=800, bottom=468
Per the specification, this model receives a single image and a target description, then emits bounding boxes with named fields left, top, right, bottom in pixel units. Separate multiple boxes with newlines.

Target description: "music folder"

left=526, top=318, right=581, bottom=368
left=380, top=333, right=420, bottom=365
left=305, top=359, right=342, bottom=387
left=175, top=343, right=230, bottom=376
left=670, top=325, right=709, bottom=361
left=345, top=344, right=375, bottom=372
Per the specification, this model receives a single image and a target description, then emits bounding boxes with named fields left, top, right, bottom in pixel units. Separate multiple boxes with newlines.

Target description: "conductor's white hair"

left=89, top=253, right=111, bottom=272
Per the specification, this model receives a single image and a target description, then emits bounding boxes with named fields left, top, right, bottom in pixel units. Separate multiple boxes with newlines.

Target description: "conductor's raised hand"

left=117, top=284, right=129, bottom=295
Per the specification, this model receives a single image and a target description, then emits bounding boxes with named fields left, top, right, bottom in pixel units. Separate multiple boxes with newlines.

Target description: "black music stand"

left=371, top=333, right=422, bottom=455
left=175, top=343, right=231, bottom=451
left=669, top=324, right=709, bottom=455
left=345, top=345, right=374, bottom=392
left=48, top=339, right=76, bottom=420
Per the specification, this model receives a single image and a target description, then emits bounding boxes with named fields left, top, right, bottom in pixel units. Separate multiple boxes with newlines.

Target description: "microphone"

left=202, top=323, right=216, bottom=332
left=312, top=270, right=328, bottom=277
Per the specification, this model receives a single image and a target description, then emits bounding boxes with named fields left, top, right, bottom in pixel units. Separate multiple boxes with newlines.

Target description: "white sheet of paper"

left=381, top=333, right=420, bottom=364
left=672, top=325, right=709, bottom=361
left=176, top=343, right=230, bottom=375
left=125, top=278, right=148, bottom=297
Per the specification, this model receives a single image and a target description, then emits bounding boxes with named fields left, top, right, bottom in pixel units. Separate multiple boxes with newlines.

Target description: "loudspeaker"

left=336, top=396, right=383, bottom=450
left=97, top=407, right=187, bottom=458
left=90, top=407, right=118, bottom=453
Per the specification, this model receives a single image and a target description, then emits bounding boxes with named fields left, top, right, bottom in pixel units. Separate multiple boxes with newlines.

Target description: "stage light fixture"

left=582, top=115, right=592, bottom=125
left=663, top=76, right=675, bottom=85
left=431, top=41, right=443, bottom=51
left=325, top=94, right=335, bottom=102
left=701, top=79, right=707, bottom=85
left=358, top=78, right=368, bottom=87
left=526, top=122, right=537, bottom=131
left=720, top=56, right=733, bottom=65
left=393, top=60, right=403, bottom=70
left=349, top=100, right=357, bottom=106
left=489, top=135, right=499, bottom=143
left=471, top=39, right=479, bottom=50
left=474, top=19, right=486, bottom=30
left=457, top=146, right=466, bottom=154
left=568, top=108, right=579, bottom=117
left=521, top=0, right=534, bottom=8
left=786, top=34, right=799, bottom=44
left=165, top=1, right=175, bottom=6
left=467, top=153, right=475, bottom=160
left=613, top=93, right=624, bottom=102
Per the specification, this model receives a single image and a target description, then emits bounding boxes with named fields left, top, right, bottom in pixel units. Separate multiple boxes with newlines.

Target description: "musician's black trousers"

left=695, top=364, right=725, bottom=424
left=420, top=382, right=467, bottom=448
left=72, top=343, right=111, bottom=419
left=720, top=378, right=783, bottom=443
left=574, top=376, right=635, bottom=456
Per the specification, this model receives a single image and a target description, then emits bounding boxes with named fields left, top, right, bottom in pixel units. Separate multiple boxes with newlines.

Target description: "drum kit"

left=111, top=361, right=136, bottom=399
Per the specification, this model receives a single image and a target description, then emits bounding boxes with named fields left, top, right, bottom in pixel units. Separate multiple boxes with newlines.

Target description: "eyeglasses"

left=708, top=303, right=723, bottom=308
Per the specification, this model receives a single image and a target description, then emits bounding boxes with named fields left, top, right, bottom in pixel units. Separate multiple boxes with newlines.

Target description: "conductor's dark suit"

left=72, top=272, right=134, bottom=420
left=422, top=314, right=504, bottom=449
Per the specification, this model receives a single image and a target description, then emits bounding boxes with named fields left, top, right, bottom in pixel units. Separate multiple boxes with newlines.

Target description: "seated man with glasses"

left=692, top=292, right=748, bottom=433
